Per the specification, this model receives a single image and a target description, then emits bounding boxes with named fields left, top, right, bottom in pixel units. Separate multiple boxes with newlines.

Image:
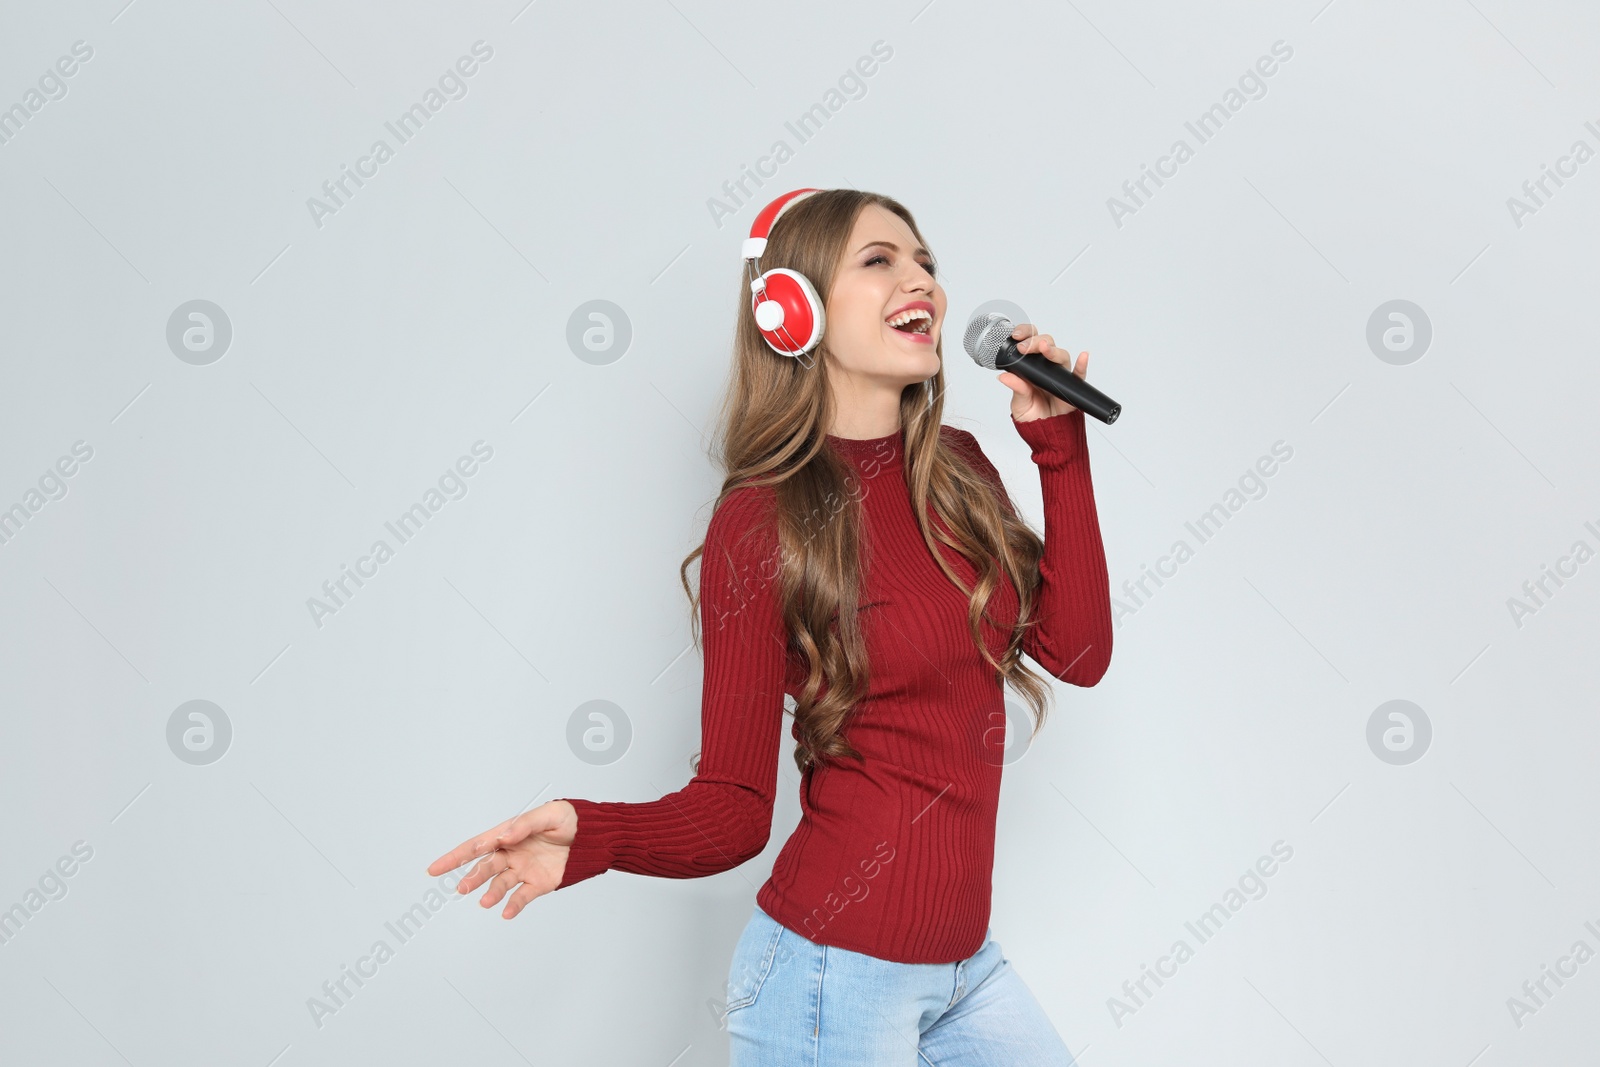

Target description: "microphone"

left=963, top=313, right=1122, bottom=425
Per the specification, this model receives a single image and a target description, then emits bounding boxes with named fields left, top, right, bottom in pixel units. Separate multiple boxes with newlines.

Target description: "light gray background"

left=2, top=0, right=1596, bottom=1063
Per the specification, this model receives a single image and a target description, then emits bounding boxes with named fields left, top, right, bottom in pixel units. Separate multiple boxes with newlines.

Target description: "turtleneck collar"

left=824, top=425, right=904, bottom=458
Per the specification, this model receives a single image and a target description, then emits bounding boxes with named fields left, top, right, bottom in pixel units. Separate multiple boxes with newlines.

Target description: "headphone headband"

left=742, top=188, right=820, bottom=261
left=744, top=188, right=826, bottom=365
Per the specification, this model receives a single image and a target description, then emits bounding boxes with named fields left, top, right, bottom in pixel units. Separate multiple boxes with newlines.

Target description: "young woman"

left=428, top=188, right=1113, bottom=1064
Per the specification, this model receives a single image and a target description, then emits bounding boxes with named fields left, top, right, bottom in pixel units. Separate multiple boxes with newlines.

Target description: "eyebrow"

left=856, top=240, right=931, bottom=257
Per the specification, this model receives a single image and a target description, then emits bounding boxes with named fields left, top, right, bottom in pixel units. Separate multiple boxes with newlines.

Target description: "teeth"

left=886, top=308, right=932, bottom=330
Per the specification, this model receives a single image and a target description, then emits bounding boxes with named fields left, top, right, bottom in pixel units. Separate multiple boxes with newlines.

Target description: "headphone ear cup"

left=752, top=268, right=825, bottom=356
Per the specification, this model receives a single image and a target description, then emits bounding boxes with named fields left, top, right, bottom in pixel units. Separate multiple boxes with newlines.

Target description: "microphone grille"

left=962, top=313, right=1013, bottom=370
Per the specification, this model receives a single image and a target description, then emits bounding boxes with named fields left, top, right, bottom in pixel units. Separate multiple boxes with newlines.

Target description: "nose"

left=902, top=266, right=933, bottom=295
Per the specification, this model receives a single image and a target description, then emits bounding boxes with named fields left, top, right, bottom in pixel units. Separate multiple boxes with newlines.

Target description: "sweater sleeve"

left=950, top=411, right=1113, bottom=686
left=552, top=485, right=789, bottom=889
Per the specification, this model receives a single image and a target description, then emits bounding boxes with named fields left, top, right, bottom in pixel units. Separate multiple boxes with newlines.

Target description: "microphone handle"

left=995, top=342, right=1122, bottom=425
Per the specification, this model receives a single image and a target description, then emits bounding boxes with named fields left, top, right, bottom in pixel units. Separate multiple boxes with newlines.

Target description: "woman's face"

left=823, top=204, right=946, bottom=387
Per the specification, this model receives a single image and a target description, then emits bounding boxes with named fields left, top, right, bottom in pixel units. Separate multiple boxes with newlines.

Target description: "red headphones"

left=744, top=188, right=825, bottom=368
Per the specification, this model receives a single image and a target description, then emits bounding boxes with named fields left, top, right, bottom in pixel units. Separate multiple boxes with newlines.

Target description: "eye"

left=865, top=253, right=939, bottom=279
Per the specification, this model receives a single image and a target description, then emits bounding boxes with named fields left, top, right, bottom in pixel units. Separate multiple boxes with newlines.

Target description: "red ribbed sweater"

left=554, top=409, right=1112, bottom=964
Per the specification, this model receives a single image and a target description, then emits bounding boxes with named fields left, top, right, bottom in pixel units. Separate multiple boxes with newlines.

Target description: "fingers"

left=479, top=860, right=548, bottom=919
left=455, top=847, right=511, bottom=895
left=501, top=880, right=545, bottom=920
left=425, top=820, right=514, bottom=876
left=1010, top=324, right=1086, bottom=372
left=1029, top=339, right=1087, bottom=372
left=427, top=803, right=571, bottom=877
left=1011, top=324, right=1052, bottom=355
left=996, top=371, right=1031, bottom=398
left=478, top=863, right=524, bottom=909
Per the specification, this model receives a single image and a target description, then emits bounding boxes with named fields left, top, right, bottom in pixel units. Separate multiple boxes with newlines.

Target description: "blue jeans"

left=723, top=904, right=1077, bottom=1065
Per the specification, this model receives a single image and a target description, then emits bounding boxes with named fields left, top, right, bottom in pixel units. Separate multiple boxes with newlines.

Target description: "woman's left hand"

left=996, top=323, right=1089, bottom=423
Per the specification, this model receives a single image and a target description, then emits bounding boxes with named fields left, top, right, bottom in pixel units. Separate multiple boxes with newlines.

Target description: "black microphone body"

left=963, top=313, right=1122, bottom=425
left=993, top=341, right=1121, bottom=424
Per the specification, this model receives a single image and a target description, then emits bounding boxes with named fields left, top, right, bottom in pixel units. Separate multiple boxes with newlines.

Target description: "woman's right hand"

left=426, top=799, right=578, bottom=919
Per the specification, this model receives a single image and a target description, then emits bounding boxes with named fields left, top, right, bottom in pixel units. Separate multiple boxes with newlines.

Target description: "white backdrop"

left=1, top=0, right=1597, bottom=1064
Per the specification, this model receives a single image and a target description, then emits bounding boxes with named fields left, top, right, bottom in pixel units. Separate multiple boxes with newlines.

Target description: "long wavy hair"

left=685, top=189, right=1055, bottom=774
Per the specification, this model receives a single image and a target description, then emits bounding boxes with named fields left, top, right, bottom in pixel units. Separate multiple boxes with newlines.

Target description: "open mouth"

left=885, top=308, right=934, bottom=336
